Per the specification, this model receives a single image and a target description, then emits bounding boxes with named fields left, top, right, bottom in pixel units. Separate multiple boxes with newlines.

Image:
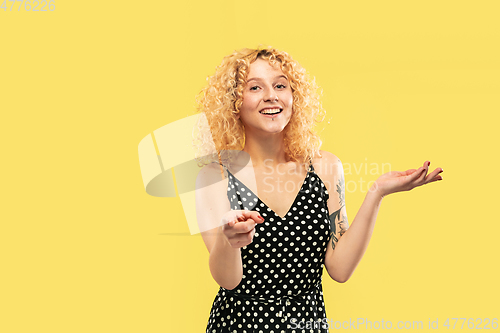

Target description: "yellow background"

left=1, top=0, right=499, bottom=332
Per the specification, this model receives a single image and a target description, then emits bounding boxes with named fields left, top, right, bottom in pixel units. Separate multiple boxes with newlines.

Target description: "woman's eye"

left=249, top=86, right=260, bottom=91
left=276, top=84, right=286, bottom=89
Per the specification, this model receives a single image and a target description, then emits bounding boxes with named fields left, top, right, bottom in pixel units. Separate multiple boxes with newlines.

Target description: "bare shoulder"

left=312, top=150, right=342, bottom=182
left=316, top=150, right=341, bottom=164
left=196, top=162, right=227, bottom=188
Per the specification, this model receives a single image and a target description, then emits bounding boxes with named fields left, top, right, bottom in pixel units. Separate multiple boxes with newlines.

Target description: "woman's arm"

left=206, top=227, right=244, bottom=290
left=325, top=184, right=383, bottom=283
left=318, top=152, right=443, bottom=283
left=196, top=163, right=243, bottom=289
left=316, top=151, right=382, bottom=283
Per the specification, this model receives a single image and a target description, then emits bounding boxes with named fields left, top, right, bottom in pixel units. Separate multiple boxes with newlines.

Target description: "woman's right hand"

left=220, top=210, right=265, bottom=248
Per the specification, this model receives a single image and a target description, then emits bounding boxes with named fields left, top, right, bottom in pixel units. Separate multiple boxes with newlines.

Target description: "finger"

left=232, top=219, right=258, bottom=234
left=416, top=161, right=430, bottom=182
left=229, top=223, right=256, bottom=239
left=225, top=219, right=236, bottom=227
left=424, top=167, right=443, bottom=184
left=223, top=213, right=243, bottom=228
left=225, top=212, right=245, bottom=227
left=241, top=210, right=265, bottom=223
left=417, top=168, right=428, bottom=183
left=224, top=222, right=238, bottom=235
left=248, top=228, right=256, bottom=243
left=408, top=166, right=426, bottom=181
left=426, top=174, right=443, bottom=184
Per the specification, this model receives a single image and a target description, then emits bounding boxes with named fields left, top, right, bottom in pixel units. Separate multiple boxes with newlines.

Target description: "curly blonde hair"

left=192, top=46, right=326, bottom=169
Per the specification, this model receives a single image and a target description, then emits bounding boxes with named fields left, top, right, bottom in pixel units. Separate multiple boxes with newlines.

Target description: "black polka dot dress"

left=206, top=161, right=331, bottom=333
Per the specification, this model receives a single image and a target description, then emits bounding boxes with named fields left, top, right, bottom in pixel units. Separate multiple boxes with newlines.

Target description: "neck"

left=242, top=130, right=288, bottom=169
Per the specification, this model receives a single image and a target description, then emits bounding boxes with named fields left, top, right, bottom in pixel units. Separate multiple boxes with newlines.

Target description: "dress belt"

left=225, top=281, right=321, bottom=320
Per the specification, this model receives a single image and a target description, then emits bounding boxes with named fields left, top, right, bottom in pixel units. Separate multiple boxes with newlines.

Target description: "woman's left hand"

left=370, top=160, right=444, bottom=198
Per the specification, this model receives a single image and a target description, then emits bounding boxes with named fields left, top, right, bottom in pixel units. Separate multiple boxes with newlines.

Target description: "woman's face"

left=237, top=58, right=293, bottom=135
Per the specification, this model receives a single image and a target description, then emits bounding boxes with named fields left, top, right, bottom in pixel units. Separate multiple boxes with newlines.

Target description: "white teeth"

left=260, top=108, right=282, bottom=114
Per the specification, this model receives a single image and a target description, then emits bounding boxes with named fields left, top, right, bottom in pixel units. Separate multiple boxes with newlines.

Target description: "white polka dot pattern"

left=206, top=161, right=331, bottom=333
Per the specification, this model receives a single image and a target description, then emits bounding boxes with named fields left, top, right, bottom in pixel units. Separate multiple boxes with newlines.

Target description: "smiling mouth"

left=259, top=108, right=283, bottom=115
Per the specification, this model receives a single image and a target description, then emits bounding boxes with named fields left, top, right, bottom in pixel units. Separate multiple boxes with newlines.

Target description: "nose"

left=264, top=88, right=278, bottom=102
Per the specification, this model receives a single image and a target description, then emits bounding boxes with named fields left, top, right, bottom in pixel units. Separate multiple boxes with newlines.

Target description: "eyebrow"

left=247, top=75, right=288, bottom=83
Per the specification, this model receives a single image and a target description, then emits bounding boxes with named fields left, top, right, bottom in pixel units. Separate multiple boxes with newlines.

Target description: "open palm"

left=373, top=161, right=443, bottom=197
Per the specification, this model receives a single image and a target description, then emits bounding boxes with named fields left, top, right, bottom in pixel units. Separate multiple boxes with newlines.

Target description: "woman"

left=193, top=47, right=443, bottom=332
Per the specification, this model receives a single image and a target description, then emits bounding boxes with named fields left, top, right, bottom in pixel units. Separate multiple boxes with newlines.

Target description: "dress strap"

left=308, top=156, right=315, bottom=172
left=218, top=162, right=228, bottom=180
